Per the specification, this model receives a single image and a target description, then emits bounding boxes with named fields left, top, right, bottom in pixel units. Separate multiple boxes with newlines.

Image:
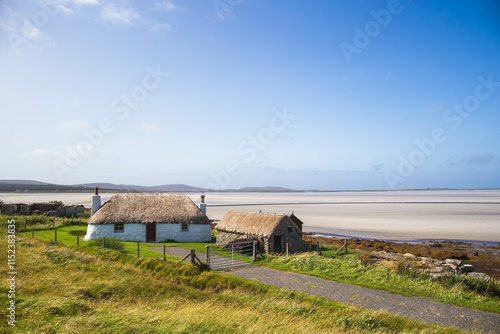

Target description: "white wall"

left=83, top=223, right=146, bottom=242
left=83, top=223, right=211, bottom=243
left=157, top=224, right=211, bottom=243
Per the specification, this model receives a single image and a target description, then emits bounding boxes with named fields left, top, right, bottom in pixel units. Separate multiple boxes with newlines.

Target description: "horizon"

left=1, top=1, right=499, bottom=190
left=1, top=178, right=500, bottom=193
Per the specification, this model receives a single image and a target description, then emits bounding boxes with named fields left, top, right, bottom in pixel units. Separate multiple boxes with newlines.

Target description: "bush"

left=396, top=260, right=429, bottom=279
left=49, top=200, right=63, bottom=206
left=440, top=274, right=500, bottom=298
left=25, top=215, right=50, bottom=225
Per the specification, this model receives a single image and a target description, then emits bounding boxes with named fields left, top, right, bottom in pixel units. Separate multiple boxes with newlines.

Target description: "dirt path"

left=150, top=246, right=500, bottom=333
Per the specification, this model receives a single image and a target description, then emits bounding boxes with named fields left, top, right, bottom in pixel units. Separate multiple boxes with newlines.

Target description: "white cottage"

left=83, top=192, right=211, bottom=243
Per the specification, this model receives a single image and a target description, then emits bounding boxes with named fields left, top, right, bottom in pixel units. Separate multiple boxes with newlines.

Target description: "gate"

left=206, top=240, right=257, bottom=270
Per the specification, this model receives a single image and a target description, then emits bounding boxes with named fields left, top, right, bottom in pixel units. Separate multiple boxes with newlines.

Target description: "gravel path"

left=150, top=246, right=500, bottom=333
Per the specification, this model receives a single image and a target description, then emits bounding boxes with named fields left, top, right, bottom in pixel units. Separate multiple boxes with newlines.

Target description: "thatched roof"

left=216, top=211, right=302, bottom=237
left=88, top=193, right=209, bottom=225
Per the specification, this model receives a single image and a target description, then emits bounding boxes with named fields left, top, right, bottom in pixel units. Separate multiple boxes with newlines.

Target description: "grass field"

left=258, top=248, right=500, bottom=314
left=0, top=225, right=470, bottom=333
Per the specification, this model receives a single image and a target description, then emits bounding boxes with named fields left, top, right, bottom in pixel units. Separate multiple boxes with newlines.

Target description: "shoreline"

left=304, top=228, right=500, bottom=246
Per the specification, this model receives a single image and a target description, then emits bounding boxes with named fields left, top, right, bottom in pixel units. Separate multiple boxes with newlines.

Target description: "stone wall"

left=216, top=230, right=267, bottom=253
left=268, top=219, right=309, bottom=253
left=217, top=218, right=309, bottom=254
left=0, top=203, right=84, bottom=217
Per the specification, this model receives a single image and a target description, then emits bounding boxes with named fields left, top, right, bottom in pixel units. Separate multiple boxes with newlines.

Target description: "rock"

left=467, top=272, right=490, bottom=280
left=460, top=264, right=474, bottom=273
left=429, top=266, right=444, bottom=273
left=442, top=264, right=457, bottom=272
left=404, top=253, right=416, bottom=259
left=445, top=259, right=462, bottom=266
left=418, top=257, right=431, bottom=263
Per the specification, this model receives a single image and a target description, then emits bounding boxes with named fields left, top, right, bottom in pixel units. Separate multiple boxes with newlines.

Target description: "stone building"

left=0, top=202, right=84, bottom=217
left=216, top=211, right=309, bottom=253
left=83, top=193, right=211, bottom=243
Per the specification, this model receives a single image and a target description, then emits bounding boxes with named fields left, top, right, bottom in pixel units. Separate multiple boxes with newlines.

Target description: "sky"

left=0, top=0, right=499, bottom=191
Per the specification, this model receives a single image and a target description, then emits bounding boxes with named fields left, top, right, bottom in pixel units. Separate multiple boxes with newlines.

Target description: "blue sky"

left=0, top=0, right=499, bottom=190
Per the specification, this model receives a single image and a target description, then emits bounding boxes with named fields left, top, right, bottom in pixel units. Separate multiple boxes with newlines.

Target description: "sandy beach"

left=2, top=190, right=499, bottom=242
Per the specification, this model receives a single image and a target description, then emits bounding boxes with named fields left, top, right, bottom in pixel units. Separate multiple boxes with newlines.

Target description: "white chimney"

left=199, top=195, right=206, bottom=215
left=91, top=187, right=101, bottom=216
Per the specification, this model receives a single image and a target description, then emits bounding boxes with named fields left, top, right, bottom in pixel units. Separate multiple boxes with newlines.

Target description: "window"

left=181, top=222, right=189, bottom=231
left=287, top=227, right=293, bottom=233
left=114, top=223, right=124, bottom=233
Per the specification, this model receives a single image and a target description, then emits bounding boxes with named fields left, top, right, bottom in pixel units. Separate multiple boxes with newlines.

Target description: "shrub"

left=396, top=260, right=429, bottom=279
left=25, top=215, right=50, bottom=225
left=49, top=200, right=63, bottom=206
left=440, top=274, right=500, bottom=298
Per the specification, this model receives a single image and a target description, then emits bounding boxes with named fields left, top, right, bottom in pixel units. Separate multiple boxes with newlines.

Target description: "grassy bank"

left=0, top=229, right=469, bottom=333
left=5, top=214, right=215, bottom=258
left=258, top=249, right=500, bottom=314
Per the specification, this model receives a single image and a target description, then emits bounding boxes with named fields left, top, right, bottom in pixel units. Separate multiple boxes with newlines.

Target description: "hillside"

left=0, top=227, right=464, bottom=334
left=0, top=180, right=296, bottom=193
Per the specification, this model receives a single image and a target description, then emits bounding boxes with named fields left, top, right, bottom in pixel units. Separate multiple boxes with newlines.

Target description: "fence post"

left=206, top=245, right=210, bottom=267
left=137, top=241, right=140, bottom=258
left=71, top=214, right=74, bottom=223
left=286, top=243, right=289, bottom=256
left=102, top=237, right=106, bottom=248
left=24, top=219, right=27, bottom=231
left=317, top=241, right=320, bottom=254
left=53, top=217, right=55, bottom=229
left=163, top=245, right=166, bottom=261
left=77, top=233, right=79, bottom=247
left=54, top=230, right=57, bottom=243
left=32, top=227, right=34, bottom=238
left=344, top=238, right=348, bottom=254
left=252, top=241, right=256, bottom=262
left=191, top=250, right=196, bottom=265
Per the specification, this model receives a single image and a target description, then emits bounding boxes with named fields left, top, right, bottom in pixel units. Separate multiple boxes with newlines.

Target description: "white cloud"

left=59, top=120, right=90, bottom=132
left=155, top=1, right=177, bottom=11
left=19, top=149, right=60, bottom=162
left=100, top=3, right=142, bottom=25
left=58, top=0, right=100, bottom=6
left=149, top=22, right=171, bottom=32
left=140, top=123, right=163, bottom=135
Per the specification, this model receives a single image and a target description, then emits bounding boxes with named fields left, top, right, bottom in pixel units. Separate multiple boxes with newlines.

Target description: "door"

left=273, top=235, right=283, bottom=253
left=146, top=223, right=156, bottom=242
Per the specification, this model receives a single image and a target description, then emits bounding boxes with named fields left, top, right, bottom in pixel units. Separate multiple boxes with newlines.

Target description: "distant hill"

left=0, top=179, right=52, bottom=185
left=74, top=183, right=205, bottom=192
left=0, top=180, right=90, bottom=192
left=0, top=180, right=294, bottom=193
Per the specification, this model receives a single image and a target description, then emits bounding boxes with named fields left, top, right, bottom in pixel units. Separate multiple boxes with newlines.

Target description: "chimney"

left=91, top=187, right=101, bottom=216
left=199, top=195, right=207, bottom=215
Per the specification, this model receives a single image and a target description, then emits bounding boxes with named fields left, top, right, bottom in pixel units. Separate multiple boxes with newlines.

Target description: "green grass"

left=0, top=230, right=470, bottom=334
left=258, top=249, right=500, bottom=314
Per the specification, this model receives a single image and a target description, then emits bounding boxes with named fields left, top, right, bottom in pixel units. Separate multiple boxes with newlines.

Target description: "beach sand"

left=2, top=190, right=499, bottom=242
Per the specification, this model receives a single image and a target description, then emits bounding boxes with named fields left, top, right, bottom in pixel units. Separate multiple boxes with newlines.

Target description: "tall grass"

left=88, top=237, right=125, bottom=252
left=0, top=230, right=466, bottom=334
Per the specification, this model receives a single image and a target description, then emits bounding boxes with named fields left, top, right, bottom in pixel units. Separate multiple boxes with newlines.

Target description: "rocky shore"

left=305, top=234, right=500, bottom=280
